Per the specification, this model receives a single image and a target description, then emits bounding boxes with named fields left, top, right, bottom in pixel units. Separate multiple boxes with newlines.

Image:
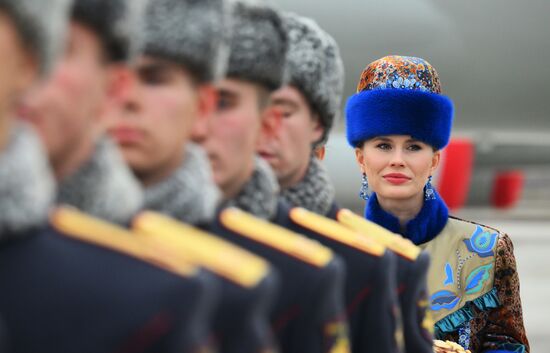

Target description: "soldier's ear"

left=190, top=84, right=218, bottom=142
left=96, top=64, right=134, bottom=127
left=104, top=65, right=134, bottom=104
left=315, top=146, right=326, bottom=161
left=310, top=112, right=324, bottom=145
left=259, top=105, right=282, bottom=141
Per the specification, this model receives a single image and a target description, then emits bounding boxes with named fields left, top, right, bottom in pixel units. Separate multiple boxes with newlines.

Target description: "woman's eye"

left=376, top=143, right=391, bottom=150
left=407, top=144, right=422, bottom=151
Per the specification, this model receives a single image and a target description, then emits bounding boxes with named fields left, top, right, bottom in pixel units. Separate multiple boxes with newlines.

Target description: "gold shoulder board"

left=336, top=209, right=421, bottom=261
left=133, top=211, right=270, bottom=288
left=51, top=206, right=196, bottom=277
left=289, top=208, right=385, bottom=257
left=219, top=208, right=333, bottom=268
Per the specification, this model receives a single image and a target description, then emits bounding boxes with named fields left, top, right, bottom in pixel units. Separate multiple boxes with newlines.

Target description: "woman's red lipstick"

left=383, top=173, right=411, bottom=185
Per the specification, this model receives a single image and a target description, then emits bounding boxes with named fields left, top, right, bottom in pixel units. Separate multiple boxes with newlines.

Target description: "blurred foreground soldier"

left=257, top=13, right=343, bottom=219
left=0, top=1, right=216, bottom=352
left=103, top=1, right=280, bottom=352
left=255, top=13, right=402, bottom=353
left=105, top=0, right=224, bottom=225
left=18, top=0, right=147, bottom=225
left=193, top=1, right=350, bottom=352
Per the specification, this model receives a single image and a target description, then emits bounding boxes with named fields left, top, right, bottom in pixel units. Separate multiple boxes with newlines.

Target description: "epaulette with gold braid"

left=289, top=208, right=386, bottom=257
left=133, top=211, right=270, bottom=288
left=336, top=209, right=421, bottom=261
left=219, top=208, right=333, bottom=268
left=51, top=207, right=196, bottom=277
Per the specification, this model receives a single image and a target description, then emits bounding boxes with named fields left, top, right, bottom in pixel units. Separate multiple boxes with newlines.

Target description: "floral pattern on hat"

left=357, top=55, right=442, bottom=94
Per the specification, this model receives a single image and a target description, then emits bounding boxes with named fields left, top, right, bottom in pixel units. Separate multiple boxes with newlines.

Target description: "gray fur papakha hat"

left=143, top=0, right=231, bottom=83
left=0, top=0, right=71, bottom=76
left=226, top=0, right=288, bottom=91
left=282, top=12, right=345, bottom=145
left=71, top=0, right=148, bottom=62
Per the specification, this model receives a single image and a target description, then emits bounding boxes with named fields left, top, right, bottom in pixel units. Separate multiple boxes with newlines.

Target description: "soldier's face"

left=18, top=22, right=108, bottom=176
left=193, top=79, right=267, bottom=199
left=0, top=12, right=37, bottom=150
left=257, top=85, right=323, bottom=189
left=104, top=56, right=216, bottom=186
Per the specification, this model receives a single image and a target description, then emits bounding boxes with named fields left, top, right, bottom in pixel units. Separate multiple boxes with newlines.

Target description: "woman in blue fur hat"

left=346, top=55, right=529, bottom=353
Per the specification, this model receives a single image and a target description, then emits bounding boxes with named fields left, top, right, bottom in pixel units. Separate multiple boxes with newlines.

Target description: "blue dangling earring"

left=359, top=173, right=369, bottom=200
left=425, top=175, right=436, bottom=201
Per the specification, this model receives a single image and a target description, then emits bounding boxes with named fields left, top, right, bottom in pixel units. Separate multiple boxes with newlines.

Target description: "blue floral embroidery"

left=465, top=264, right=493, bottom=295
left=430, top=290, right=460, bottom=311
left=458, top=322, right=471, bottom=350
left=444, top=263, right=454, bottom=286
left=463, top=226, right=498, bottom=258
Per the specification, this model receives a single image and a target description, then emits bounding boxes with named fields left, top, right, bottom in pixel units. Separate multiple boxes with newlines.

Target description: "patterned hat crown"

left=357, top=56, right=442, bottom=94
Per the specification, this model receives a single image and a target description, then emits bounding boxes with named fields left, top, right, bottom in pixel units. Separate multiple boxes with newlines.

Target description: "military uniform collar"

left=0, top=125, right=55, bottom=238
left=144, top=143, right=221, bottom=225
left=280, top=155, right=336, bottom=216
left=224, top=157, right=279, bottom=220
left=57, top=136, right=143, bottom=225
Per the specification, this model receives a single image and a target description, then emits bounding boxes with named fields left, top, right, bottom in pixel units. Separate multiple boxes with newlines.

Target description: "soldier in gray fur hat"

left=257, top=12, right=345, bottom=218
left=194, top=2, right=352, bottom=353
left=18, top=0, right=148, bottom=225
left=104, top=0, right=232, bottom=222
left=193, top=0, right=288, bottom=204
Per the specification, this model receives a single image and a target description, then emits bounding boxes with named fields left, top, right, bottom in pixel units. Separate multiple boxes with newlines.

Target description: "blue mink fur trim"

left=346, top=89, right=454, bottom=150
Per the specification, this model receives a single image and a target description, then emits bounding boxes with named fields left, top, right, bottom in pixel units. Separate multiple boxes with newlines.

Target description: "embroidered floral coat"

left=420, top=217, right=529, bottom=353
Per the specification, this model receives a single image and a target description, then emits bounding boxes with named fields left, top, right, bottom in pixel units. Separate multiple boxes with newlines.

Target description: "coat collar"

left=279, top=155, right=336, bottom=216
left=57, top=136, right=143, bottom=225
left=144, top=143, right=221, bottom=225
left=223, top=157, right=279, bottom=220
left=0, top=125, right=55, bottom=239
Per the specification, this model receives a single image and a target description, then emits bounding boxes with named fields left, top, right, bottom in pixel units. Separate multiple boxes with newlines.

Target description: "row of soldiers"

left=0, top=0, right=435, bottom=352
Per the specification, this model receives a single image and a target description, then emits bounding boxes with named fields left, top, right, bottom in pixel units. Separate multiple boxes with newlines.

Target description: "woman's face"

left=355, top=135, right=440, bottom=202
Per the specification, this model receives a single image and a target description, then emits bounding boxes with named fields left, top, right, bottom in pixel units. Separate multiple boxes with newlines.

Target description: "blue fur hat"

left=346, top=56, right=454, bottom=150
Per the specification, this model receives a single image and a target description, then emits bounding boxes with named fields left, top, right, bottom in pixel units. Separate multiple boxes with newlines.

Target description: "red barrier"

left=491, top=171, right=525, bottom=209
left=437, top=138, right=475, bottom=211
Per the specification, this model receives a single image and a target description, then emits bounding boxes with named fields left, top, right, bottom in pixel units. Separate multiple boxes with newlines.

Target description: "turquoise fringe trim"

left=484, top=342, right=526, bottom=353
left=435, top=287, right=500, bottom=337
left=472, top=287, right=499, bottom=311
